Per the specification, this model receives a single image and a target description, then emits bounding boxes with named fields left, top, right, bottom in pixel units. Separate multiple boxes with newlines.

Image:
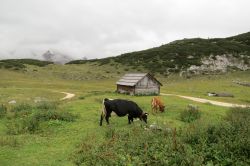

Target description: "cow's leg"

left=100, top=114, right=103, bottom=126
left=128, top=115, right=133, bottom=124
left=105, top=116, right=109, bottom=125
left=105, top=112, right=111, bottom=125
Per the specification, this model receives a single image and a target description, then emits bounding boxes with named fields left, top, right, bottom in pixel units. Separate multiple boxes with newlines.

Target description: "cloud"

left=0, top=0, right=249, bottom=60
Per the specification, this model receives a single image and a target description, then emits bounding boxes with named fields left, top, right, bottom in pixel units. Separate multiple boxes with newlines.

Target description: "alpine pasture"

left=0, top=63, right=249, bottom=165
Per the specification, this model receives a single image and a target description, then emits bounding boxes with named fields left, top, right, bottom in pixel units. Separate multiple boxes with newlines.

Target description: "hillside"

left=68, top=32, right=250, bottom=75
left=0, top=59, right=53, bottom=70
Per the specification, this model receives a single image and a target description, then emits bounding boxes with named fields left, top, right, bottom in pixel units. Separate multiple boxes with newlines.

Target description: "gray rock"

left=8, top=100, right=16, bottom=104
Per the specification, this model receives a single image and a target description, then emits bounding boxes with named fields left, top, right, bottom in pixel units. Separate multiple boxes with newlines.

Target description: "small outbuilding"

left=116, top=73, right=162, bottom=95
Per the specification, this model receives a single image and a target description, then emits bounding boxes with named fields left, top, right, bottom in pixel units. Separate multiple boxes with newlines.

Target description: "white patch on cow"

left=101, top=98, right=114, bottom=117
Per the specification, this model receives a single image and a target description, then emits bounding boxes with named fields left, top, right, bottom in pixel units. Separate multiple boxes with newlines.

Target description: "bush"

left=78, top=96, right=85, bottom=100
left=71, top=126, right=200, bottom=166
left=11, top=103, right=33, bottom=112
left=36, top=101, right=57, bottom=110
left=22, top=116, right=40, bottom=133
left=33, top=110, right=77, bottom=122
left=180, top=104, right=201, bottom=122
left=6, top=110, right=77, bottom=134
left=6, top=102, right=77, bottom=134
left=0, top=104, right=7, bottom=118
left=182, top=107, right=250, bottom=165
left=10, top=103, right=33, bottom=118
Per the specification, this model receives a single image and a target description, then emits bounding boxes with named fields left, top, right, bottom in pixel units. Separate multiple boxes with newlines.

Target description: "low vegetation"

left=180, top=104, right=201, bottom=122
left=5, top=102, right=77, bottom=134
left=71, top=107, right=250, bottom=165
left=0, top=104, right=7, bottom=118
left=0, top=136, right=18, bottom=147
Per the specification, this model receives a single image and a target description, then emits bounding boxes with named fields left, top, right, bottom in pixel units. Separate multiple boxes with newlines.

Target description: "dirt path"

left=161, top=93, right=249, bottom=108
left=60, top=92, right=75, bottom=100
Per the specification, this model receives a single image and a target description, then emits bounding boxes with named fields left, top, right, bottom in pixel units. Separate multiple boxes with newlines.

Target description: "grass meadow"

left=0, top=64, right=249, bottom=165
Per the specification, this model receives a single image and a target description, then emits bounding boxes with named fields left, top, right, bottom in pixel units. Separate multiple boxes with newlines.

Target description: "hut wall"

left=117, top=85, right=135, bottom=95
left=135, top=76, right=160, bottom=95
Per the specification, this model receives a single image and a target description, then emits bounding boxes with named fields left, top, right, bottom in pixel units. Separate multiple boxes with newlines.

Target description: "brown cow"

left=151, top=97, right=165, bottom=113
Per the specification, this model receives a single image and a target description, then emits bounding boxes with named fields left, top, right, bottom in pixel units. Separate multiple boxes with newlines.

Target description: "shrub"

left=78, top=96, right=85, bottom=100
left=10, top=103, right=33, bottom=118
left=0, top=104, right=7, bottom=118
left=33, top=110, right=77, bottom=122
left=22, top=116, right=40, bottom=133
left=6, top=110, right=77, bottom=134
left=11, top=103, right=33, bottom=112
left=180, top=104, right=201, bottom=122
left=6, top=101, right=77, bottom=134
left=182, top=107, right=250, bottom=165
left=71, top=126, right=200, bottom=166
left=36, top=101, right=57, bottom=110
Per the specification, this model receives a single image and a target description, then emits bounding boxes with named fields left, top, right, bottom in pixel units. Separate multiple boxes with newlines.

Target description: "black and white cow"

left=100, top=98, right=148, bottom=126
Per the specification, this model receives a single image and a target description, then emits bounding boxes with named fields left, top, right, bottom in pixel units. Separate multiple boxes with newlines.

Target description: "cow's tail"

left=99, top=99, right=107, bottom=126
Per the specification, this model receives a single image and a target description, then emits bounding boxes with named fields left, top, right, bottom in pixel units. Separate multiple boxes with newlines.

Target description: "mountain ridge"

left=67, top=32, right=250, bottom=75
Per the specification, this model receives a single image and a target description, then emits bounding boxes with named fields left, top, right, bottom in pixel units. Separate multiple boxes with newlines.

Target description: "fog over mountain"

left=0, top=0, right=250, bottom=60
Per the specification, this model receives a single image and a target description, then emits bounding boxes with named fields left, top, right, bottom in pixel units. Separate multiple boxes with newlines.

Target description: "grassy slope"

left=67, top=32, right=250, bottom=74
left=0, top=65, right=249, bottom=165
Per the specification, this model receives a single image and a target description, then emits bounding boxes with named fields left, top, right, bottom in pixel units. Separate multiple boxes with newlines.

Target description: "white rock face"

left=187, top=54, right=250, bottom=74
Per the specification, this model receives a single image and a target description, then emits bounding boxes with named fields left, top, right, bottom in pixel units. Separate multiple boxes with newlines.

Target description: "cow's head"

left=159, top=105, right=165, bottom=112
left=140, top=112, right=148, bottom=123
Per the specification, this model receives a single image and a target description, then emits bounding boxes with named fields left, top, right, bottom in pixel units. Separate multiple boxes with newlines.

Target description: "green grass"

left=0, top=65, right=249, bottom=165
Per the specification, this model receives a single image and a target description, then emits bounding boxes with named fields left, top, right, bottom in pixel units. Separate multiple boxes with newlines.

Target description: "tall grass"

left=180, top=104, right=201, bottom=122
left=0, top=136, right=18, bottom=147
left=0, top=104, right=7, bottom=118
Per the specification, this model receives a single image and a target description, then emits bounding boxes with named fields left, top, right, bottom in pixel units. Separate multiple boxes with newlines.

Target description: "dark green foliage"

left=10, top=103, right=34, bottom=118
left=183, top=107, right=250, bottom=165
left=5, top=102, right=77, bottom=134
left=180, top=104, right=201, bottom=122
left=71, top=107, right=250, bottom=165
left=227, top=31, right=250, bottom=46
left=71, top=126, right=198, bottom=166
left=0, top=61, right=25, bottom=70
left=11, top=103, right=33, bottom=112
left=36, top=101, right=57, bottom=110
left=33, top=110, right=77, bottom=122
left=0, top=104, right=7, bottom=118
left=66, top=60, right=88, bottom=64
left=78, top=96, right=85, bottom=100
left=0, top=59, right=53, bottom=70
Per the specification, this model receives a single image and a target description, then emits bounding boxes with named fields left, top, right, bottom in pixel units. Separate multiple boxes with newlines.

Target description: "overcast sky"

left=0, top=0, right=250, bottom=60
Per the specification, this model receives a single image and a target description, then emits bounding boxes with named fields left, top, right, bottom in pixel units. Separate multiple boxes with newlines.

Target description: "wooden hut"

left=116, top=73, right=162, bottom=95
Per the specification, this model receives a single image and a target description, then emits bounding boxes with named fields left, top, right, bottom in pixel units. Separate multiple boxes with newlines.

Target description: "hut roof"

left=116, top=73, right=162, bottom=86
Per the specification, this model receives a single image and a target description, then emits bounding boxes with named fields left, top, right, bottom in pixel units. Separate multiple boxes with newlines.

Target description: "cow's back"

left=105, top=99, right=142, bottom=117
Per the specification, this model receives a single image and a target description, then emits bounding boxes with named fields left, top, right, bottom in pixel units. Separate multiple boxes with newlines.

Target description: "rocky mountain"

left=68, top=32, right=250, bottom=76
left=42, top=50, right=73, bottom=64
